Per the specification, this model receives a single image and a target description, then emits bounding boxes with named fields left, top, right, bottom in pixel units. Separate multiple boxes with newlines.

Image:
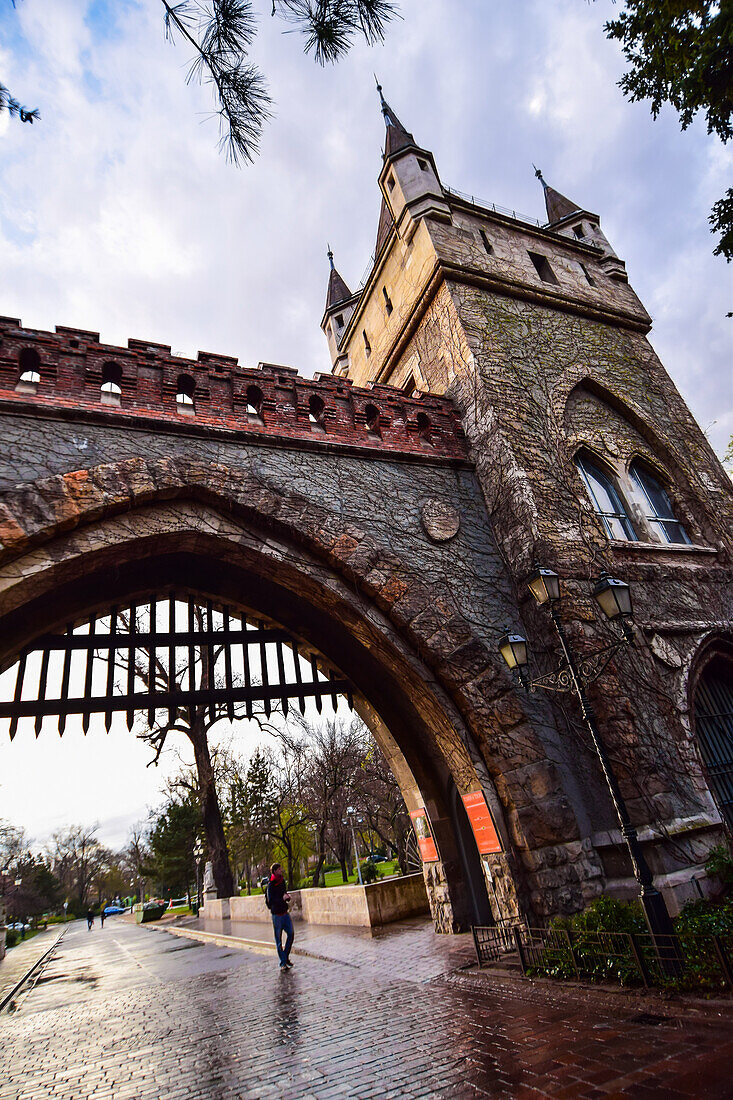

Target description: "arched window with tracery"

left=575, top=452, right=636, bottom=541
left=629, top=460, right=690, bottom=545
left=693, top=655, right=733, bottom=829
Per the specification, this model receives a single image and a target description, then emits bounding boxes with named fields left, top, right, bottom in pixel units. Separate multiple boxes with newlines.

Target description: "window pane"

left=576, top=457, right=636, bottom=541
left=630, top=464, right=690, bottom=544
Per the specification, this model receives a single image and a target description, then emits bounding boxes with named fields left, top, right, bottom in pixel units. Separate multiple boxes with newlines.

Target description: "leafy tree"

left=2, top=0, right=396, bottom=163
left=6, top=856, right=61, bottom=925
left=224, top=746, right=274, bottom=891
left=48, top=825, right=109, bottom=912
left=603, top=1, right=733, bottom=260
left=148, top=794, right=202, bottom=900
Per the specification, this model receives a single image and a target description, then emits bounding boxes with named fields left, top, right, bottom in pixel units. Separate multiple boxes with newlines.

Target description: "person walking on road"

left=265, top=863, right=293, bottom=970
left=86, top=909, right=94, bottom=931
left=100, top=907, right=106, bottom=928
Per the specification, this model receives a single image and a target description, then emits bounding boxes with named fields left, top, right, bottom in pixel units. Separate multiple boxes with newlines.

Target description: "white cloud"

left=0, top=0, right=731, bottom=838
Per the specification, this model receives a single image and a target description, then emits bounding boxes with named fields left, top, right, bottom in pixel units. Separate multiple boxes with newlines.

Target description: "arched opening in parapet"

left=0, top=516, right=501, bottom=933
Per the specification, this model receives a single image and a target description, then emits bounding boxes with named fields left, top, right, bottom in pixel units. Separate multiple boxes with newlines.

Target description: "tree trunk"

left=339, top=857, right=348, bottom=883
left=189, top=721, right=234, bottom=898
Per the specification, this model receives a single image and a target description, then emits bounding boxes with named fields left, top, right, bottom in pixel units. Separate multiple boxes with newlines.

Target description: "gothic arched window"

left=629, top=461, right=690, bottom=545
left=575, top=452, right=636, bottom=541
left=693, top=655, right=733, bottom=829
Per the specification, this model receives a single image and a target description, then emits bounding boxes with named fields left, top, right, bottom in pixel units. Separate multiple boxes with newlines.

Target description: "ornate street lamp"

left=497, top=632, right=528, bottom=672
left=498, top=566, right=680, bottom=973
left=526, top=564, right=561, bottom=606
left=342, top=806, right=365, bottom=886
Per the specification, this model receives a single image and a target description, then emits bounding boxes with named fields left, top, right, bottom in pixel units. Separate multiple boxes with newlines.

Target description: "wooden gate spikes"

left=1, top=593, right=354, bottom=738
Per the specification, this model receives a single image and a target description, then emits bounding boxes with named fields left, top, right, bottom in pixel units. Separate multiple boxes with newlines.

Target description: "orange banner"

left=410, top=807, right=439, bottom=863
left=462, top=791, right=502, bottom=854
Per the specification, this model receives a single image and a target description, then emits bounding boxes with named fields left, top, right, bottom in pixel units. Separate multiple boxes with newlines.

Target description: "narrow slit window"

left=382, top=287, right=393, bottom=316
left=363, top=330, right=371, bottom=356
left=387, top=175, right=396, bottom=192
left=403, top=373, right=417, bottom=397
left=479, top=229, right=493, bottom=255
left=579, top=263, right=595, bottom=286
left=335, top=314, right=344, bottom=328
left=528, top=252, right=559, bottom=285
left=573, top=225, right=584, bottom=239
left=629, top=462, right=691, bottom=545
left=576, top=454, right=636, bottom=541
left=417, top=158, right=429, bottom=172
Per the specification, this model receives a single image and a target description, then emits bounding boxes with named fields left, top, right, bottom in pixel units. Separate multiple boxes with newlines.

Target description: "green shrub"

left=5, top=929, right=19, bottom=949
left=704, top=844, right=733, bottom=887
left=360, top=860, right=379, bottom=884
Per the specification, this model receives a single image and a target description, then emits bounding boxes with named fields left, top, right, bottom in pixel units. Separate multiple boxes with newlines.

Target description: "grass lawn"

left=239, top=860, right=401, bottom=894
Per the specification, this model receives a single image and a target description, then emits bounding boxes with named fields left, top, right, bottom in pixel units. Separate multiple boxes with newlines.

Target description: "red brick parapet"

left=0, top=318, right=468, bottom=462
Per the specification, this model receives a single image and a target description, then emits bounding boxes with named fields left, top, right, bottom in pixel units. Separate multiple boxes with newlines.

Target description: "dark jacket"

left=266, top=872, right=289, bottom=915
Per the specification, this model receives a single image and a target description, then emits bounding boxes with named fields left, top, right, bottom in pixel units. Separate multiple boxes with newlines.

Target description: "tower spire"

left=374, top=78, right=415, bottom=157
left=533, top=166, right=582, bottom=225
left=323, top=247, right=352, bottom=314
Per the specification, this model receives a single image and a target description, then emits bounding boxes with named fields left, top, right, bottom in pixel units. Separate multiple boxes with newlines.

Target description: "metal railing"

left=472, top=923, right=733, bottom=991
left=472, top=918, right=527, bottom=965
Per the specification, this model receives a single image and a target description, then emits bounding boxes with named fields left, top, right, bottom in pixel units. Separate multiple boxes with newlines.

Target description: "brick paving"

left=1, top=917, right=731, bottom=1099
left=0, top=925, right=64, bottom=1008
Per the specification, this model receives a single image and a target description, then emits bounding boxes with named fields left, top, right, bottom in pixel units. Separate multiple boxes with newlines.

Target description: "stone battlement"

left=0, top=318, right=468, bottom=461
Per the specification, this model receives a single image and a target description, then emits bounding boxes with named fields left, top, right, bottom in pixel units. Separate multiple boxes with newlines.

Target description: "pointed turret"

left=321, top=248, right=357, bottom=373
left=534, top=168, right=581, bottom=224
left=534, top=168, right=628, bottom=282
left=324, top=248, right=352, bottom=314
left=374, top=81, right=450, bottom=249
left=377, top=82, right=415, bottom=157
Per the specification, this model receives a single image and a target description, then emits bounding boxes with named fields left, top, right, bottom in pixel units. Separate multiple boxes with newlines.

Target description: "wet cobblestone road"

left=1, top=918, right=731, bottom=1099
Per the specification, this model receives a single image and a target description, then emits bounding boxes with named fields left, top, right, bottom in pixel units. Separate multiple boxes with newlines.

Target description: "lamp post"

left=193, top=839, right=204, bottom=912
left=342, top=806, right=365, bottom=886
left=498, top=565, right=680, bottom=968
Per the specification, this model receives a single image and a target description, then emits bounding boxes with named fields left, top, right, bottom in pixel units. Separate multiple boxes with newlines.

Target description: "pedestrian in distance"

left=100, top=907, right=106, bottom=928
left=86, top=909, right=94, bottom=931
left=265, top=863, right=294, bottom=970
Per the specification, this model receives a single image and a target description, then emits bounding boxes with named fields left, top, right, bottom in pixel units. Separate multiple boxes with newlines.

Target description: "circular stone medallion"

left=421, top=499, right=461, bottom=542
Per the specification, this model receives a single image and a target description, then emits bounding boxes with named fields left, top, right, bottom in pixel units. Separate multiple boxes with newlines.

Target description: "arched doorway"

left=692, top=652, right=733, bottom=831
left=0, top=500, right=506, bottom=932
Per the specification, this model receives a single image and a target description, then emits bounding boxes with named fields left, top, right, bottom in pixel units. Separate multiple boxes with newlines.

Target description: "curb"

left=0, top=927, right=66, bottom=1013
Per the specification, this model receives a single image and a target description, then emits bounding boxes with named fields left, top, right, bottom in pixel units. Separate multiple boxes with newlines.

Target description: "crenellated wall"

left=0, top=318, right=467, bottom=463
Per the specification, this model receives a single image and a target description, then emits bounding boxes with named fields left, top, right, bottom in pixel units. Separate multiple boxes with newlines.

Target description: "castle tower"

left=324, top=90, right=733, bottom=917
left=321, top=248, right=356, bottom=374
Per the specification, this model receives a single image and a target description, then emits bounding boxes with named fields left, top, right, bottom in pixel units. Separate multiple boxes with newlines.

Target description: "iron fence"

left=472, top=923, right=733, bottom=992
left=472, top=918, right=527, bottom=966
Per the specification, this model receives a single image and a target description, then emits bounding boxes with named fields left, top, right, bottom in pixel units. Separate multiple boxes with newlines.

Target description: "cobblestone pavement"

left=1, top=917, right=731, bottom=1099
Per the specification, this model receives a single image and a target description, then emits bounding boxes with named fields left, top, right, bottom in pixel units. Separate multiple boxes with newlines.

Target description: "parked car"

left=7, top=922, right=30, bottom=930
left=103, top=905, right=126, bottom=916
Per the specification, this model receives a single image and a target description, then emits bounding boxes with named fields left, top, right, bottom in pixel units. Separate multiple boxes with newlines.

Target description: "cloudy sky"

left=1, top=0, right=731, bottom=850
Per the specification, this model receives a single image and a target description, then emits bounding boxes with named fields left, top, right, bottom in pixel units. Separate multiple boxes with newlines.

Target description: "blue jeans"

left=272, top=913, right=294, bottom=966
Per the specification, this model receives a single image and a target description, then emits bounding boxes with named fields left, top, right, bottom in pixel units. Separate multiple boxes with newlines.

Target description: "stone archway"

left=0, top=456, right=598, bottom=927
